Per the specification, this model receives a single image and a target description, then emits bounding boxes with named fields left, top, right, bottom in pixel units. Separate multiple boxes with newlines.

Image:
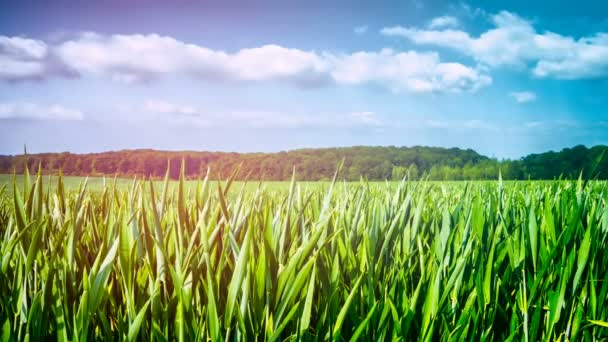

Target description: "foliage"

left=0, top=145, right=484, bottom=181
left=2, top=145, right=606, bottom=181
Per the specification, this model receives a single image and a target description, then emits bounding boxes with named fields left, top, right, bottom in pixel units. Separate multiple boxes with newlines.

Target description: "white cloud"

left=0, top=36, right=47, bottom=59
left=55, top=33, right=330, bottom=85
left=327, top=48, right=491, bottom=93
left=0, top=33, right=491, bottom=93
left=354, top=25, right=368, bottom=34
left=509, top=91, right=536, bottom=103
left=381, top=11, right=608, bottom=79
left=428, top=16, right=459, bottom=29
left=55, top=33, right=490, bottom=92
left=0, top=103, right=84, bottom=120
left=0, top=36, right=76, bottom=81
left=0, top=36, right=49, bottom=81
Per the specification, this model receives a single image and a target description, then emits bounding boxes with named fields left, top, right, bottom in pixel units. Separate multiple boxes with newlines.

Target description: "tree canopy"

left=0, top=144, right=606, bottom=180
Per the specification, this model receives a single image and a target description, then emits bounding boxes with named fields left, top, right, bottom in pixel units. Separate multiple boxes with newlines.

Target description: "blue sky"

left=1, top=0, right=607, bottom=159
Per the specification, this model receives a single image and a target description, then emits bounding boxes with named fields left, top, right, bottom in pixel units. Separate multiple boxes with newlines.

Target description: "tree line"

left=0, top=145, right=606, bottom=181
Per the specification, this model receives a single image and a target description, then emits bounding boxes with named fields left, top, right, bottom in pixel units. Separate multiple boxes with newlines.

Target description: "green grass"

left=1, top=165, right=608, bottom=341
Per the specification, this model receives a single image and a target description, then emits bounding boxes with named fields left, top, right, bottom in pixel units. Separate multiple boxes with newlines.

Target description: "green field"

left=1, top=167, right=608, bottom=340
left=0, top=174, right=331, bottom=195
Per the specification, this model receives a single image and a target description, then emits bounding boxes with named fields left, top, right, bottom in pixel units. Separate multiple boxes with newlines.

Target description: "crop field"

left=0, top=174, right=330, bottom=195
left=1, top=165, right=608, bottom=341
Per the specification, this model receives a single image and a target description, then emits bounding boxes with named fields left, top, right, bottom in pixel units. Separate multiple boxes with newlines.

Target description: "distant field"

left=0, top=173, right=580, bottom=197
left=0, top=174, right=331, bottom=195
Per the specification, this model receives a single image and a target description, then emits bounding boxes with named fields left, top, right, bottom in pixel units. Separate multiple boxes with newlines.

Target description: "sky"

left=1, top=0, right=607, bottom=159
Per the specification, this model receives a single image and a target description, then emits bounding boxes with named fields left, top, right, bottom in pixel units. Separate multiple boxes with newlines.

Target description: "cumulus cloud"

left=0, top=33, right=491, bottom=93
left=0, top=36, right=76, bottom=81
left=55, top=33, right=331, bottom=85
left=0, top=103, right=84, bottom=120
left=509, top=91, right=536, bottom=103
left=0, top=36, right=49, bottom=81
left=57, top=33, right=488, bottom=92
left=328, top=48, right=491, bottom=93
left=381, top=11, right=608, bottom=79
left=354, top=25, right=368, bottom=34
left=428, top=16, right=459, bottom=29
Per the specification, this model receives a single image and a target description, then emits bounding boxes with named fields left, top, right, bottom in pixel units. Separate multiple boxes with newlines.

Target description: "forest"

left=0, top=144, right=606, bottom=180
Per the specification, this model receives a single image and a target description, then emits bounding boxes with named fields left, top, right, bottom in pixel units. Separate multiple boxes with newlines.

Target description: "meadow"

left=1, top=165, right=608, bottom=341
